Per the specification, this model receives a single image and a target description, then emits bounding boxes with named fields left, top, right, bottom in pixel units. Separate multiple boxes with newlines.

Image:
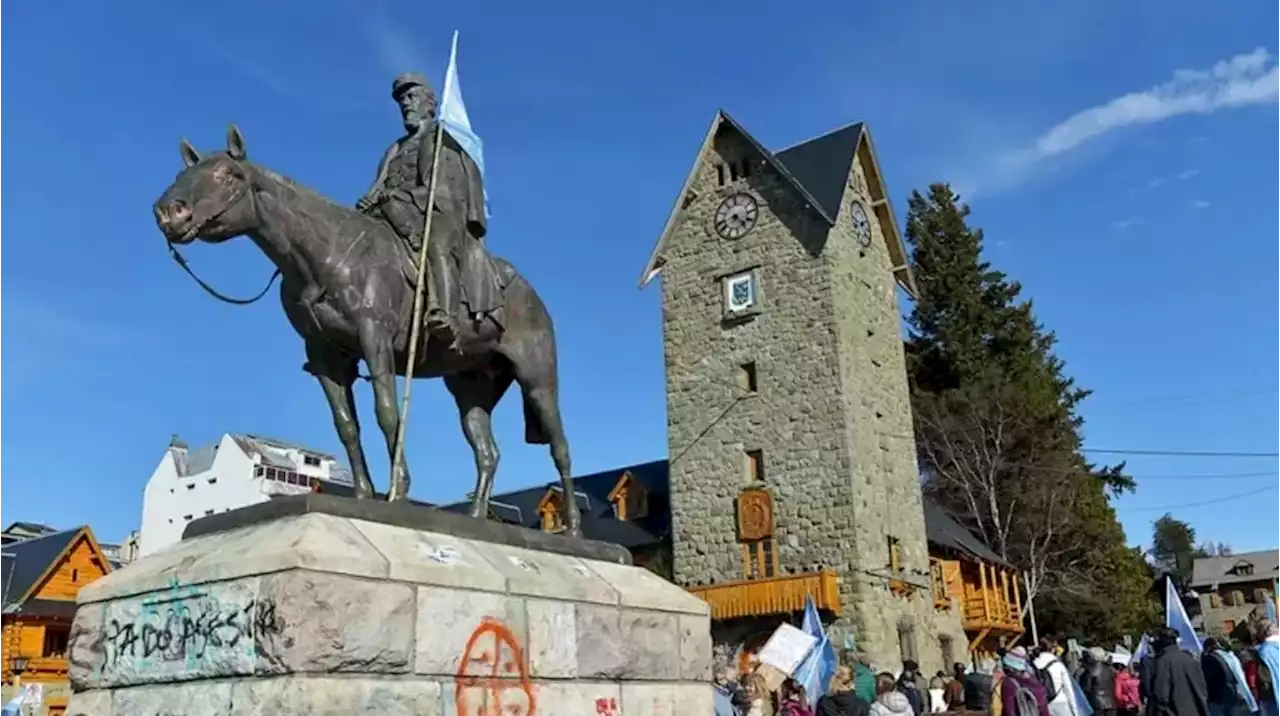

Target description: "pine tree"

left=904, top=183, right=1153, bottom=641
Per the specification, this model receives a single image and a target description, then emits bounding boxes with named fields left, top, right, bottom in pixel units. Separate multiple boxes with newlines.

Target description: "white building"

left=138, top=433, right=354, bottom=557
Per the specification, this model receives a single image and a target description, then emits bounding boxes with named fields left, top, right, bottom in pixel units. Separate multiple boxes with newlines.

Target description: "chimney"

left=169, top=433, right=189, bottom=452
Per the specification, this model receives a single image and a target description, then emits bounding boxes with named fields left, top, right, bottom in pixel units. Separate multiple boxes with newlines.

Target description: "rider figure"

left=356, top=72, right=497, bottom=349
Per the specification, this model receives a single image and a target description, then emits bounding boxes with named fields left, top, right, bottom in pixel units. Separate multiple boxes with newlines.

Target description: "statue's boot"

left=426, top=308, right=461, bottom=353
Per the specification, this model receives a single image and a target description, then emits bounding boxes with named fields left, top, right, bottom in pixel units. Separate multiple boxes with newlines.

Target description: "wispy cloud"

left=1111, top=218, right=1144, bottom=231
left=1191, top=199, right=1211, bottom=209
left=1147, top=168, right=1201, bottom=189
left=968, top=49, right=1278, bottom=197
left=361, top=14, right=433, bottom=78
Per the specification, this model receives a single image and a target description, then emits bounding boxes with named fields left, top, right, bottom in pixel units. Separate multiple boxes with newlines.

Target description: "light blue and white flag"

left=438, top=30, right=490, bottom=218
left=1166, top=577, right=1203, bottom=653
left=793, top=595, right=838, bottom=705
left=1132, top=633, right=1152, bottom=664
left=1265, top=580, right=1277, bottom=622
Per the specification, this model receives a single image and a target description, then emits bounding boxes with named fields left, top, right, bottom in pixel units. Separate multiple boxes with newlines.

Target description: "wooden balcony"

left=961, top=561, right=1022, bottom=633
left=688, top=570, right=841, bottom=621
left=19, top=660, right=69, bottom=681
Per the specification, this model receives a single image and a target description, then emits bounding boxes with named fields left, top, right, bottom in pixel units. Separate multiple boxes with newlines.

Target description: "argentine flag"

left=439, top=31, right=490, bottom=218
left=1166, top=577, right=1203, bottom=653
left=793, top=595, right=838, bottom=704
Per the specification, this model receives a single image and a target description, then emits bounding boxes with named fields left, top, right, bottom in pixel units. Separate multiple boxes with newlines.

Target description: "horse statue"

left=152, top=125, right=583, bottom=538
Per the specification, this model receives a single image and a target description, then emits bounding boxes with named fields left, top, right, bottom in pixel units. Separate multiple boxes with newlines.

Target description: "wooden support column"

left=979, top=562, right=991, bottom=623
left=1000, top=570, right=1011, bottom=622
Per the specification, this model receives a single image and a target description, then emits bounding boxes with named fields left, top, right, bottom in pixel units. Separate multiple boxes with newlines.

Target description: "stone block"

left=574, top=603, right=627, bottom=679
left=230, top=677, right=444, bottom=715
left=470, top=541, right=619, bottom=605
left=113, top=680, right=234, bottom=715
left=672, top=682, right=715, bottom=713
left=256, top=570, right=414, bottom=674
left=518, top=680, right=621, bottom=716
left=414, top=586, right=527, bottom=677
left=622, top=681, right=677, bottom=715
left=65, top=689, right=112, bottom=716
left=350, top=518, right=507, bottom=592
left=586, top=557, right=711, bottom=615
left=79, top=514, right=387, bottom=604
left=526, top=598, right=577, bottom=678
left=678, top=613, right=713, bottom=681
left=619, top=609, right=680, bottom=680
left=69, top=599, right=106, bottom=690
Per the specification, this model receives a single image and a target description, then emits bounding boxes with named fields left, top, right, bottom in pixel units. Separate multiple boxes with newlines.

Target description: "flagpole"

left=390, top=101, right=448, bottom=486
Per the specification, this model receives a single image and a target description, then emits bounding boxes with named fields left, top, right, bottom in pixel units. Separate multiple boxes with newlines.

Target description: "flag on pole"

left=793, top=596, right=838, bottom=704
left=1166, top=577, right=1203, bottom=653
left=439, top=30, right=490, bottom=218
left=1132, top=633, right=1152, bottom=664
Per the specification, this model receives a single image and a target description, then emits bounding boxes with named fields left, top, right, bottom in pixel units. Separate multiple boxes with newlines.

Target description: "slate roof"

left=921, top=499, right=1008, bottom=566
left=1, top=527, right=82, bottom=608
left=774, top=122, right=865, bottom=225
left=1190, top=549, right=1279, bottom=588
left=440, top=460, right=670, bottom=549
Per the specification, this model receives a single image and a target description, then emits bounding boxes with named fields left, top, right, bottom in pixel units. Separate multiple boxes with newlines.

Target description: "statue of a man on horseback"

left=356, top=72, right=502, bottom=350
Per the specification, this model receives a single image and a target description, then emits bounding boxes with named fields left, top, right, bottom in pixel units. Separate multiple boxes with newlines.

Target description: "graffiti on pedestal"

left=98, top=578, right=282, bottom=675
left=455, top=617, right=536, bottom=716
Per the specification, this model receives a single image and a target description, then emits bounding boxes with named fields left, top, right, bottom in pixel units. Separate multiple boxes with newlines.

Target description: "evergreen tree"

left=904, top=183, right=1154, bottom=641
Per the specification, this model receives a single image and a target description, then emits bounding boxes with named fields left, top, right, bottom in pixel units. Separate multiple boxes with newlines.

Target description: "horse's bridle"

left=165, top=170, right=281, bottom=306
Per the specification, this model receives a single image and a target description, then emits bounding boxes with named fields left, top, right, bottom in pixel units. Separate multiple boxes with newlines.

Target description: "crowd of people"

left=712, top=621, right=1280, bottom=716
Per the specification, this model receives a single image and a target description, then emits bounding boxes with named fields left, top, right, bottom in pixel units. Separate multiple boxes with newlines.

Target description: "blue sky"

left=4, top=0, right=1277, bottom=553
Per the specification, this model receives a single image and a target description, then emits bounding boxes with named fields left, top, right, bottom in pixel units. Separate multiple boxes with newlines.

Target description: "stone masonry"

left=658, top=115, right=963, bottom=673
left=65, top=509, right=711, bottom=715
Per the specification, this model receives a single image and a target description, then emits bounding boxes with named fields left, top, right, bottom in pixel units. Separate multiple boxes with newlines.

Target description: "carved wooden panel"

left=736, top=489, right=774, bottom=541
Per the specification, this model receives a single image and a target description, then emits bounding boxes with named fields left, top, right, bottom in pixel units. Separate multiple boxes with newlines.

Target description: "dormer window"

left=1230, top=562, right=1255, bottom=576
left=607, top=472, right=649, bottom=522
left=536, top=490, right=565, bottom=533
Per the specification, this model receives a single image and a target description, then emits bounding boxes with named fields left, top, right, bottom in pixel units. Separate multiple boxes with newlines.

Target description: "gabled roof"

left=638, top=111, right=917, bottom=297
left=1190, top=549, right=1279, bottom=588
left=1, top=526, right=109, bottom=609
left=166, top=433, right=354, bottom=485
left=921, top=498, right=1008, bottom=567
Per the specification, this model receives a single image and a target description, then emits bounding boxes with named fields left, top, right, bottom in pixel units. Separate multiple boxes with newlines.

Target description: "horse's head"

left=154, top=125, right=256, bottom=245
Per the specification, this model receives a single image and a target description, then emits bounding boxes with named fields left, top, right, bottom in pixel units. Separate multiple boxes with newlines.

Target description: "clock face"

left=851, top=201, right=872, bottom=247
left=714, top=193, right=759, bottom=240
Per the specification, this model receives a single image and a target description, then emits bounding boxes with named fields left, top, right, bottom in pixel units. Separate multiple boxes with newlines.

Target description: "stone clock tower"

left=639, top=112, right=963, bottom=671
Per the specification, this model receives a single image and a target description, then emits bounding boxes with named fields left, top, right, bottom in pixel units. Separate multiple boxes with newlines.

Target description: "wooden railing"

left=961, top=561, right=1023, bottom=631
left=688, top=570, right=841, bottom=620
left=20, top=660, right=68, bottom=681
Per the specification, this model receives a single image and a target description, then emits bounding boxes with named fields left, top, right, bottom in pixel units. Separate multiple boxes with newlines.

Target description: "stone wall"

left=65, top=511, right=711, bottom=715
left=660, top=119, right=945, bottom=674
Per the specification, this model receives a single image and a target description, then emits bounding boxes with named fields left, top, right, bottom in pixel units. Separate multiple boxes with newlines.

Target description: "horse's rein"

left=165, top=178, right=281, bottom=306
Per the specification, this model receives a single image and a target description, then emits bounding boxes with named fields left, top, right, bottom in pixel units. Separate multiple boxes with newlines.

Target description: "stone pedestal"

left=66, top=494, right=711, bottom=715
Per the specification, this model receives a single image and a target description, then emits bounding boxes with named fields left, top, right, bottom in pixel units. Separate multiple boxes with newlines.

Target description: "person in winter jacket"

left=872, top=673, right=918, bottom=716
left=897, top=661, right=925, bottom=716
left=818, top=665, right=871, bottom=716
left=779, top=678, right=814, bottom=716
left=1147, top=627, right=1210, bottom=716
left=1114, top=659, right=1142, bottom=716
left=1002, top=646, right=1051, bottom=716
left=1035, top=638, right=1082, bottom=716
left=1201, top=637, right=1254, bottom=716
left=850, top=653, right=878, bottom=705
left=965, top=660, right=997, bottom=712
left=1080, top=647, right=1119, bottom=716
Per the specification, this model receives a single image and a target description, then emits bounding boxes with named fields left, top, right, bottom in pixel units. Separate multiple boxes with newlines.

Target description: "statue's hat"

left=392, top=72, right=432, bottom=98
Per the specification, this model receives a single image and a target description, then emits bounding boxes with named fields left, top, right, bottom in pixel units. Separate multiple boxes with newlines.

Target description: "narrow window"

left=741, top=538, right=777, bottom=579
left=207, top=477, right=218, bottom=485
left=888, top=536, right=903, bottom=576
left=304, top=455, right=321, bottom=467
left=737, top=362, right=758, bottom=393
left=71, top=569, right=79, bottom=582
left=729, top=162, right=741, bottom=181
left=716, top=164, right=726, bottom=186
left=741, top=160, right=752, bottom=178
left=745, top=450, right=764, bottom=483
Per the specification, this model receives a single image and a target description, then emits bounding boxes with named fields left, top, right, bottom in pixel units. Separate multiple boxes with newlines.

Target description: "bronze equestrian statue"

left=151, top=75, right=583, bottom=538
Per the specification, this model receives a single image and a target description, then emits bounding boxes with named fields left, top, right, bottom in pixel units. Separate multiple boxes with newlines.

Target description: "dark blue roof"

left=1, top=528, right=82, bottom=607
left=440, top=460, right=670, bottom=549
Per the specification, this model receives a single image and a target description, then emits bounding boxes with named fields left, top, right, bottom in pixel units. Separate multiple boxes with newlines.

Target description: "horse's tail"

left=522, top=395, right=551, bottom=445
